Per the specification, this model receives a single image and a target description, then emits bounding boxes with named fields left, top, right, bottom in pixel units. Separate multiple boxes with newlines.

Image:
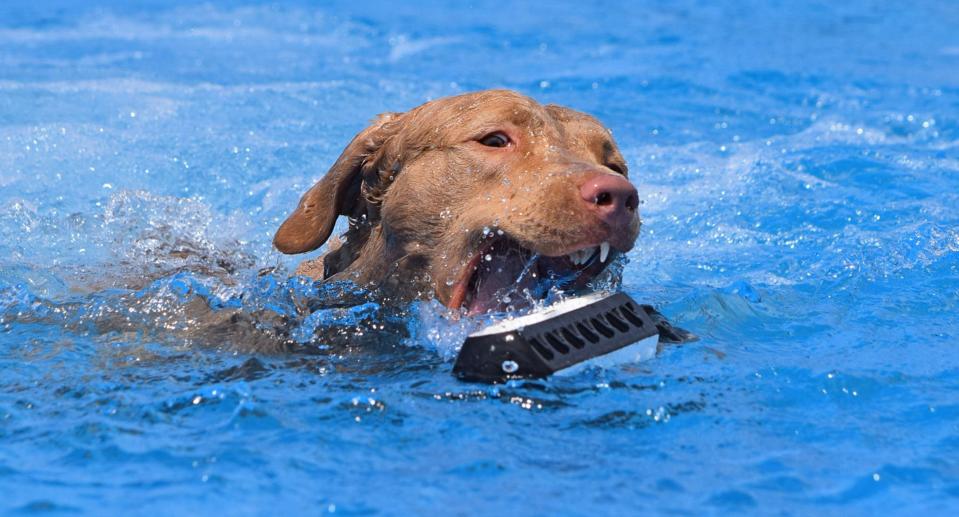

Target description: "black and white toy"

left=453, top=292, right=691, bottom=383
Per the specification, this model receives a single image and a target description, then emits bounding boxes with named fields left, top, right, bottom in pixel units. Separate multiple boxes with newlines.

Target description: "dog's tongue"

left=468, top=251, right=538, bottom=314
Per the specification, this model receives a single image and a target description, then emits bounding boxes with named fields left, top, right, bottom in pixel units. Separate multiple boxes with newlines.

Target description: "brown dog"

left=274, top=89, right=640, bottom=315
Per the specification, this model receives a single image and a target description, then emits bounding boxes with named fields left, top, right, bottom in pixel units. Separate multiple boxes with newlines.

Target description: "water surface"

left=2, top=1, right=958, bottom=514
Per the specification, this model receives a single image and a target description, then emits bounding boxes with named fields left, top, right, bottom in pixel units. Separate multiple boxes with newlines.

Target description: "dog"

left=274, top=89, right=641, bottom=316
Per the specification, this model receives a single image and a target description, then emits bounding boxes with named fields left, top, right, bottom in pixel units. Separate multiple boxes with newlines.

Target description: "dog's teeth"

left=568, top=249, right=590, bottom=265
left=599, top=242, right=610, bottom=263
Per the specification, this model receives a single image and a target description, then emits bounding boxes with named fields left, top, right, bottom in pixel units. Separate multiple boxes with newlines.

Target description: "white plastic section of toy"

left=552, top=333, right=659, bottom=377
left=470, top=291, right=612, bottom=337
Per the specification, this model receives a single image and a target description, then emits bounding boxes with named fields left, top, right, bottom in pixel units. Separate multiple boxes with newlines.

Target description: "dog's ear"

left=273, top=113, right=404, bottom=254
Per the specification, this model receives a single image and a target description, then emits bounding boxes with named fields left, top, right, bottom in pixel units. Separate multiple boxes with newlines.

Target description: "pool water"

left=2, top=0, right=958, bottom=514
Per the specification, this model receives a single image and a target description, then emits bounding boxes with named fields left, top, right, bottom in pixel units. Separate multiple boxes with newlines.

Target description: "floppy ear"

left=273, top=113, right=403, bottom=254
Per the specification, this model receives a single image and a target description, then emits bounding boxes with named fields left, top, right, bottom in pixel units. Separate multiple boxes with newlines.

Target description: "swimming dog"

left=275, top=90, right=640, bottom=315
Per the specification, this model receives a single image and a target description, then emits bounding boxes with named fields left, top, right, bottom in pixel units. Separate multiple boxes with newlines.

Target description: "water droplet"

left=501, top=360, right=519, bottom=373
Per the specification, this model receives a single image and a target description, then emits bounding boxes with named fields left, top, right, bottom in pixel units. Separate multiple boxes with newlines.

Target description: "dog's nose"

left=580, top=173, right=639, bottom=228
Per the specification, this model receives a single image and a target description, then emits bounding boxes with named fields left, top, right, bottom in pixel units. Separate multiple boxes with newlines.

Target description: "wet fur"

left=275, top=89, right=638, bottom=308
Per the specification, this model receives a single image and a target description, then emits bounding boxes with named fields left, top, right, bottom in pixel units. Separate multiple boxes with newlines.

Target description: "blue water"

left=2, top=0, right=958, bottom=514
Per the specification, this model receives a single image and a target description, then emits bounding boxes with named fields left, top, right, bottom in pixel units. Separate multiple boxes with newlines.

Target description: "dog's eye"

left=606, top=163, right=627, bottom=175
left=478, top=132, right=510, bottom=148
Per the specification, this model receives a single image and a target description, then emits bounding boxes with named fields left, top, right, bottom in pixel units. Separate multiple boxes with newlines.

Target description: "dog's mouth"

left=448, top=235, right=620, bottom=315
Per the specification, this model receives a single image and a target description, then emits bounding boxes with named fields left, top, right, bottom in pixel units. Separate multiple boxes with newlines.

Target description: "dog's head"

left=274, top=89, right=640, bottom=314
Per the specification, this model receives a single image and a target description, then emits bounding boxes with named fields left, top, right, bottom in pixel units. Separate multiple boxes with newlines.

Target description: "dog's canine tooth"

left=600, top=242, right=610, bottom=263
